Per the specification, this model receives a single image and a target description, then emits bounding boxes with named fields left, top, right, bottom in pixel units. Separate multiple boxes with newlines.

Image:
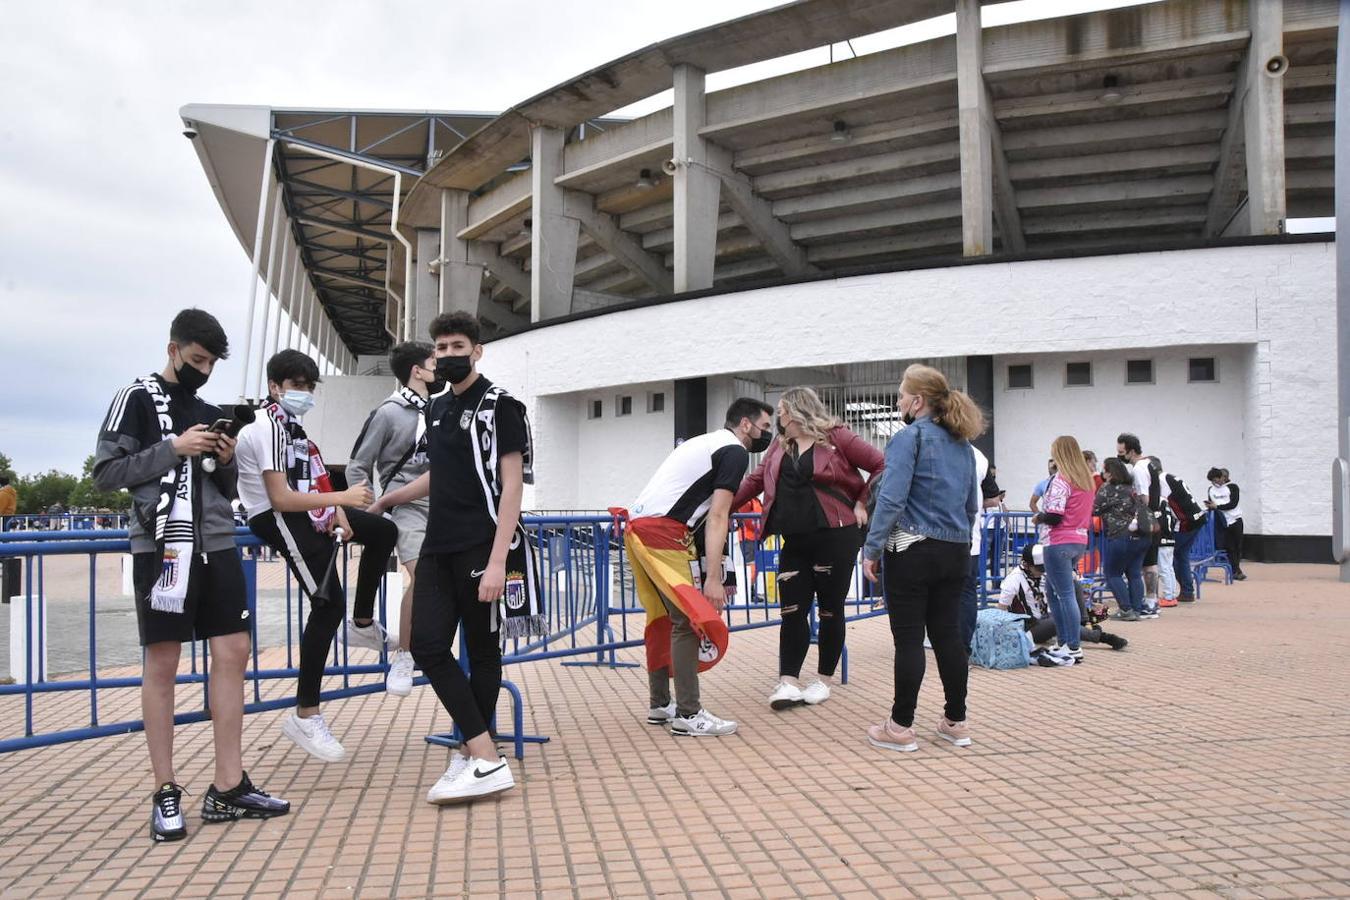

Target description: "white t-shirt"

left=970, top=445, right=989, bottom=556
left=234, top=415, right=292, bottom=518
left=631, top=429, right=750, bottom=529
left=1208, top=483, right=1243, bottom=522
left=1131, top=457, right=1152, bottom=498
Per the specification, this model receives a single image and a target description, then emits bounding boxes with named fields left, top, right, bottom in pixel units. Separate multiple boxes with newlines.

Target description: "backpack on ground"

left=970, top=608, right=1033, bottom=669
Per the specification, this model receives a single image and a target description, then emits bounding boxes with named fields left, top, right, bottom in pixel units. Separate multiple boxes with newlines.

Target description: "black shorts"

left=1143, top=531, right=1162, bottom=567
left=133, top=549, right=251, bottom=646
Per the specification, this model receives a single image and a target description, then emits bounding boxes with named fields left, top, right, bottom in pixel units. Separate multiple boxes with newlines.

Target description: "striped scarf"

left=139, top=375, right=194, bottom=614
left=468, top=385, right=545, bottom=640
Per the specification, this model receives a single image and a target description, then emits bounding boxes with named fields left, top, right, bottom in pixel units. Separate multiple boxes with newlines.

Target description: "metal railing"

left=2, top=514, right=129, bottom=532
left=2, top=509, right=1164, bottom=760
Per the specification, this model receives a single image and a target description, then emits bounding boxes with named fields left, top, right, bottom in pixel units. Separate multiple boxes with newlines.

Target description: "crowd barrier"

left=1, top=514, right=129, bottom=532
left=0, top=509, right=1229, bottom=759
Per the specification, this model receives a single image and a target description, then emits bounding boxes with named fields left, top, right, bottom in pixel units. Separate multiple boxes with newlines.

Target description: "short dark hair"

left=389, top=341, right=434, bottom=385
left=1207, top=467, right=1224, bottom=481
left=429, top=311, right=481, bottom=345
left=1103, top=457, right=1132, bottom=485
left=170, top=308, right=229, bottom=360
left=266, top=349, right=321, bottom=389
left=724, top=397, right=773, bottom=428
left=1116, top=433, right=1142, bottom=454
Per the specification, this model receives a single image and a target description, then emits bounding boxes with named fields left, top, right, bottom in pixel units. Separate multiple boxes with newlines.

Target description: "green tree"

left=16, top=470, right=79, bottom=515
left=0, top=451, right=14, bottom=483
left=68, top=455, right=130, bottom=511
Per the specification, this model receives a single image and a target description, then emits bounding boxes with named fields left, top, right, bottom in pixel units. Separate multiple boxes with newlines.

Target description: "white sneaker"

left=282, top=712, right=346, bottom=762
left=769, top=681, right=805, bottom=711
left=646, top=701, right=677, bottom=725
left=386, top=649, right=415, bottom=697
left=801, top=679, right=831, bottom=705
left=670, top=709, right=738, bottom=737
left=427, top=755, right=514, bottom=804
left=345, top=619, right=391, bottom=654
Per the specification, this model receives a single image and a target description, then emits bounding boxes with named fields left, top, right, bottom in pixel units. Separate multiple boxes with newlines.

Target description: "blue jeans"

left=960, top=553, right=980, bottom=651
left=1173, top=529, right=1199, bottom=596
left=1043, top=542, right=1086, bottom=650
left=1104, top=534, right=1149, bottom=613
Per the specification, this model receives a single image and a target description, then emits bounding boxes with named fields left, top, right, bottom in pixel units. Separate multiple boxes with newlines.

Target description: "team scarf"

left=264, top=400, right=336, bottom=532
left=137, top=375, right=195, bottom=614
left=466, top=385, right=545, bottom=640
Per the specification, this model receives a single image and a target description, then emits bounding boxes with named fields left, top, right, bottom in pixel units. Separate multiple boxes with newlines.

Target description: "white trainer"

left=386, top=649, right=415, bottom=697
left=282, top=712, right=346, bottom=762
left=801, top=679, right=831, bottom=705
left=427, top=755, right=514, bottom=804
left=646, top=701, right=677, bottom=725
left=768, top=681, right=805, bottom=711
left=670, top=709, right=738, bottom=737
left=345, top=619, right=391, bottom=654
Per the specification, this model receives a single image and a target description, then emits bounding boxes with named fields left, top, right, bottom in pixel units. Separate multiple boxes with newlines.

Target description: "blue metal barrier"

left=6, top=511, right=1086, bottom=761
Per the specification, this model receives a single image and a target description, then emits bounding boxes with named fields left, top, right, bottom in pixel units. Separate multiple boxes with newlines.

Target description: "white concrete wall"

left=575, top=380, right=676, bottom=509
left=992, top=347, right=1249, bottom=523
left=471, top=241, right=1336, bottom=536
left=301, top=375, right=397, bottom=466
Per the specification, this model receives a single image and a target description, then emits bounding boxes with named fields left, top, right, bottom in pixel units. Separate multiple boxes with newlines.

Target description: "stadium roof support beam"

left=672, top=65, right=721, bottom=293
left=434, top=189, right=485, bottom=319
left=1243, top=0, right=1287, bottom=235
left=711, top=146, right=817, bottom=279
left=530, top=126, right=580, bottom=321
left=956, top=0, right=1023, bottom=256
left=564, top=189, right=674, bottom=294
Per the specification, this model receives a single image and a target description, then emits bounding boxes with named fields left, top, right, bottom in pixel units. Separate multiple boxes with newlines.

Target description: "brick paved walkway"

left=1, top=563, right=1348, bottom=898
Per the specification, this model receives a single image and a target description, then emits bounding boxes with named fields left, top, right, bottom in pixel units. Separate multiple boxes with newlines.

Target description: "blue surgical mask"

left=280, top=389, right=315, bottom=418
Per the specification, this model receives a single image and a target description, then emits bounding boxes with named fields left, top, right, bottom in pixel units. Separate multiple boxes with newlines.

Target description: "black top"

left=764, top=445, right=827, bottom=537
left=422, top=376, right=528, bottom=554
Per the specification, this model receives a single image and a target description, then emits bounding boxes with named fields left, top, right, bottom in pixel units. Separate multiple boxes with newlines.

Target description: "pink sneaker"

left=936, top=717, right=972, bottom=747
left=867, top=719, right=918, bottom=753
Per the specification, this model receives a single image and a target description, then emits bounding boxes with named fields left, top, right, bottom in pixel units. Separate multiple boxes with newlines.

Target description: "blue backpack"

left=971, top=608, right=1033, bottom=669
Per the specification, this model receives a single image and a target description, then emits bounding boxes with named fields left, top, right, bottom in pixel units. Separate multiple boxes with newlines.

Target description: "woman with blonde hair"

left=861, top=365, right=982, bottom=752
left=1034, top=435, right=1097, bottom=661
left=733, top=387, right=883, bottom=709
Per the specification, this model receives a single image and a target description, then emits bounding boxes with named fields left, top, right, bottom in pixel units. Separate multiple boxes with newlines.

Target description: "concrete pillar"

left=672, top=65, right=721, bottom=292
left=1336, top=0, right=1350, bottom=580
left=1244, top=0, right=1286, bottom=235
left=530, top=126, right=579, bottom=321
left=412, top=228, right=440, bottom=341
left=437, top=188, right=487, bottom=319
left=956, top=0, right=993, bottom=256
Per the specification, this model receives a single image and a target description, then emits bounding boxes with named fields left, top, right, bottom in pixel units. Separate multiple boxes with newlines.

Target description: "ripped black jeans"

left=777, top=526, right=862, bottom=679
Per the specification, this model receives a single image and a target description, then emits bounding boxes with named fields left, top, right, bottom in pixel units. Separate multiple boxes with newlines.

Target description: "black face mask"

left=435, top=354, right=473, bottom=385
left=174, top=352, right=210, bottom=393
left=748, top=426, right=773, bottom=454
left=430, top=377, right=448, bottom=395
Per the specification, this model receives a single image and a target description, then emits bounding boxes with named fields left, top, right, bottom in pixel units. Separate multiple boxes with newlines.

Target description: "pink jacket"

left=732, top=425, right=884, bottom=536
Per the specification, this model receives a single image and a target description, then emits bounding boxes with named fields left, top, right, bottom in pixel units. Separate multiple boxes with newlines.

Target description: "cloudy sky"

left=0, top=0, right=1155, bottom=476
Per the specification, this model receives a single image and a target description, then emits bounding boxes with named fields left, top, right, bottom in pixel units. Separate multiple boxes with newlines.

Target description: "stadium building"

left=182, top=0, right=1345, bottom=563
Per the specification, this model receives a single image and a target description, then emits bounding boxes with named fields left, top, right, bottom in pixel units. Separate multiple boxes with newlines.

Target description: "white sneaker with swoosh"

left=427, top=754, right=514, bottom=804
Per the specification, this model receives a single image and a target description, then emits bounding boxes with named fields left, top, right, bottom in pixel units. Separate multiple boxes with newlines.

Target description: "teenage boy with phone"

left=93, top=309, right=289, bottom=843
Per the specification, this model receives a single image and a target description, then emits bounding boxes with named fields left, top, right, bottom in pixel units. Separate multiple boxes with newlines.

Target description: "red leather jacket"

left=732, top=425, right=884, bottom=536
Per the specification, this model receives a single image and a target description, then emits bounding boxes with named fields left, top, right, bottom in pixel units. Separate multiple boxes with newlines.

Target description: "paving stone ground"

left=1, top=563, right=1348, bottom=899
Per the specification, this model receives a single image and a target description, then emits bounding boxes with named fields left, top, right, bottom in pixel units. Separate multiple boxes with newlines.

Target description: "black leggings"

left=1222, top=518, right=1244, bottom=574
left=777, top=527, right=860, bottom=678
left=884, top=538, right=970, bottom=727
left=249, top=507, right=397, bottom=707
left=411, top=544, right=501, bottom=743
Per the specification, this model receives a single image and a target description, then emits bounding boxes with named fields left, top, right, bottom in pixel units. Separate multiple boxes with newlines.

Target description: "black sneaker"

left=202, top=772, right=291, bottom=823
left=151, top=782, right=188, bottom=843
left=1177, top=594, right=1197, bottom=603
left=1102, top=633, right=1129, bottom=651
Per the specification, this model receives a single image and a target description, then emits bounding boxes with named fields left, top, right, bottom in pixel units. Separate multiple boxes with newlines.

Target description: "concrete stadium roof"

left=185, top=0, right=1340, bottom=358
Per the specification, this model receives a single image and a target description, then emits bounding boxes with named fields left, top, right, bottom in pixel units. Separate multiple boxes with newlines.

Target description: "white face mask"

left=280, top=389, right=315, bottom=418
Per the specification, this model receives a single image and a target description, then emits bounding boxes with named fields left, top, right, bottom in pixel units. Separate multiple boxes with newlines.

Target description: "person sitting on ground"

left=996, top=544, right=1127, bottom=662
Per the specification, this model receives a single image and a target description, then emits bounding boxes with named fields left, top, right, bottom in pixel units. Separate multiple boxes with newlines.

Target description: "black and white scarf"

left=138, top=375, right=195, bottom=614
left=468, top=386, right=544, bottom=640
left=264, top=401, right=336, bottom=532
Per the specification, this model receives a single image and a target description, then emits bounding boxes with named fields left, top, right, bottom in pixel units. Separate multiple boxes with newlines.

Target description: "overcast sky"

left=0, top=0, right=1157, bottom=477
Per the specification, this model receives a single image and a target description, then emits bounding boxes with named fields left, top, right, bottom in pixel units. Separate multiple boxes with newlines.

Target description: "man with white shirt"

left=1116, top=433, right=1165, bottom=615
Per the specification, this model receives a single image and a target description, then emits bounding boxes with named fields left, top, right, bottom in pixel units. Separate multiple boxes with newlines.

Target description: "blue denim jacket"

left=863, top=415, right=979, bottom=559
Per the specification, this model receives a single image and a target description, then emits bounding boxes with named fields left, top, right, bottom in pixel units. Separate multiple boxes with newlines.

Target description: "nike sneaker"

left=427, top=755, right=514, bottom=804
left=150, top=782, right=187, bottom=843
left=386, top=649, right=415, bottom=697
left=345, top=619, right=391, bottom=654
left=282, top=712, right=346, bottom=762
left=202, top=773, right=290, bottom=822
